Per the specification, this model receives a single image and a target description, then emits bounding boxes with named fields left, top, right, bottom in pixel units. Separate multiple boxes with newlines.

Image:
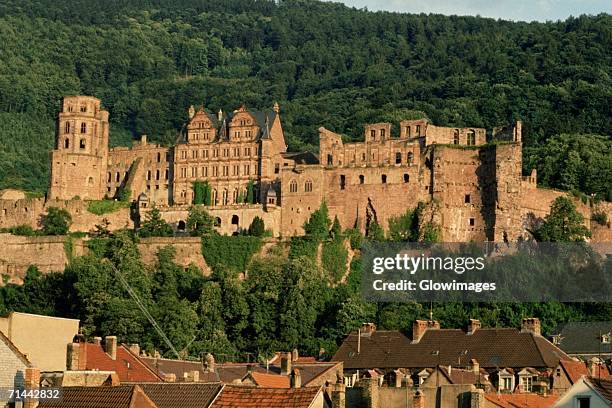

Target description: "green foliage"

left=304, top=201, right=331, bottom=240
left=421, top=222, right=442, bottom=243
left=247, top=216, right=265, bottom=237
left=192, top=181, right=212, bottom=205
left=388, top=209, right=419, bottom=241
left=118, top=188, right=131, bottom=203
left=288, top=236, right=319, bottom=260
left=534, top=196, right=591, bottom=242
left=592, top=210, right=608, bottom=226
left=186, top=206, right=215, bottom=236
left=139, top=207, right=173, bottom=237
left=87, top=200, right=127, bottom=215
left=6, top=224, right=37, bottom=236
left=201, top=235, right=262, bottom=274
left=64, top=235, right=74, bottom=261
left=345, top=228, right=363, bottom=250
left=246, top=180, right=255, bottom=204
left=41, top=207, right=72, bottom=235
left=366, top=220, right=385, bottom=241
left=322, top=240, right=348, bottom=282
left=330, top=216, right=342, bottom=241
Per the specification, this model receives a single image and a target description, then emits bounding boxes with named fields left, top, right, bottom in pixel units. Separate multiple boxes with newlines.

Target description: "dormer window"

left=602, top=334, right=611, bottom=344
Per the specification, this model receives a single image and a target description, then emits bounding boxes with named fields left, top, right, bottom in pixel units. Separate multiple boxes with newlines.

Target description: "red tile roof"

left=587, top=377, right=612, bottom=404
left=560, top=360, right=611, bottom=384
left=136, top=382, right=223, bottom=408
left=83, top=343, right=162, bottom=382
left=484, top=393, right=558, bottom=408
left=210, top=385, right=322, bottom=408
left=249, top=372, right=291, bottom=388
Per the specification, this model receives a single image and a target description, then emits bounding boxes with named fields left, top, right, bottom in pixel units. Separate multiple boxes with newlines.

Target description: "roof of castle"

left=185, top=107, right=278, bottom=142
left=332, top=328, right=570, bottom=370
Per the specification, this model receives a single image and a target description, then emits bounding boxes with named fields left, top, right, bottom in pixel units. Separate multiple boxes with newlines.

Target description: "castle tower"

left=48, top=96, right=109, bottom=200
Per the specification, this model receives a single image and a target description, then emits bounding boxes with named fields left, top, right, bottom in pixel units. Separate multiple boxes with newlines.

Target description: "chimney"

left=412, top=320, right=440, bottom=343
left=471, top=359, right=480, bottom=374
left=188, top=105, right=195, bottom=119
left=587, top=358, right=599, bottom=377
left=448, top=365, right=452, bottom=375
left=413, top=390, right=425, bottom=408
left=273, top=102, right=280, bottom=114
left=140, top=134, right=147, bottom=146
left=292, top=348, right=299, bottom=362
left=164, top=373, right=176, bottom=382
left=290, top=368, right=301, bottom=388
left=470, top=388, right=485, bottom=408
left=24, top=368, right=40, bottom=408
left=204, top=353, right=215, bottom=373
left=93, top=337, right=102, bottom=346
left=217, top=109, right=223, bottom=121
left=520, top=318, right=541, bottom=336
left=105, top=336, right=117, bottom=360
left=66, top=342, right=87, bottom=371
left=468, top=319, right=481, bottom=335
left=361, top=322, right=376, bottom=335
left=330, top=383, right=346, bottom=408
left=129, top=344, right=140, bottom=356
left=281, top=352, right=292, bottom=376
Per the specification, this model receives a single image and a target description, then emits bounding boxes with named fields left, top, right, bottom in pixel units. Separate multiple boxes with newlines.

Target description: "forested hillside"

left=0, top=0, right=610, bottom=198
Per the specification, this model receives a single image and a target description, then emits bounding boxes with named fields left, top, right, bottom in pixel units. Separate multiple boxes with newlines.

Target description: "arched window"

left=177, top=220, right=186, bottom=231
left=231, top=215, right=239, bottom=225
left=64, top=138, right=70, bottom=149
left=212, top=189, right=217, bottom=205
left=395, top=152, right=402, bottom=164
left=453, top=130, right=460, bottom=145
left=467, top=131, right=476, bottom=146
left=304, top=180, right=313, bottom=192
left=233, top=188, right=239, bottom=204
left=87, top=177, right=94, bottom=186
left=290, top=180, right=298, bottom=193
left=381, top=174, right=387, bottom=184
left=64, top=122, right=70, bottom=134
left=215, top=217, right=221, bottom=227
left=79, top=139, right=86, bottom=149
left=222, top=189, right=228, bottom=205
left=359, top=175, right=364, bottom=184
left=80, top=122, right=87, bottom=133
left=407, top=152, right=414, bottom=165
left=404, top=174, right=409, bottom=183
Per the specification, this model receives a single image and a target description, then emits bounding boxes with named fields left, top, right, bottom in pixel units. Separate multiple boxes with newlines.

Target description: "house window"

left=80, top=122, right=87, bottom=133
left=469, top=218, right=475, bottom=226
left=577, top=397, right=590, bottom=408
left=382, top=174, right=387, bottom=184
left=65, top=122, right=71, bottom=134
left=340, top=175, right=346, bottom=190
left=290, top=180, right=298, bottom=193
left=453, top=130, right=459, bottom=145
left=467, top=131, right=476, bottom=146
left=305, top=180, right=313, bottom=192
left=465, top=194, right=471, bottom=204
left=501, top=377, right=513, bottom=391
left=395, top=152, right=402, bottom=164
left=359, top=175, right=364, bottom=184
left=404, top=174, right=409, bottom=183
left=520, top=376, right=533, bottom=392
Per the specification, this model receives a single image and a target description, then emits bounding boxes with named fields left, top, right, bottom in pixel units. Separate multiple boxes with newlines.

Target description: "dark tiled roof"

left=37, top=385, right=155, bottom=408
left=137, top=382, right=223, bottom=408
left=216, top=362, right=339, bottom=386
left=553, top=321, right=612, bottom=354
left=588, top=377, right=612, bottom=403
left=83, top=343, right=162, bottom=382
left=140, top=357, right=220, bottom=382
left=332, top=328, right=570, bottom=370
left=281, top=151, right=320, bottom=165
left=210, top=385, right=321, bottom=408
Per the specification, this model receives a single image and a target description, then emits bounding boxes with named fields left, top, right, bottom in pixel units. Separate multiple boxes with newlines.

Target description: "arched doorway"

left=177, top=220, right=186, bottom=231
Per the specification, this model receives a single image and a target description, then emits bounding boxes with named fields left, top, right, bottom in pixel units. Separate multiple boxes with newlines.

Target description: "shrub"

left=187, top=206, right=215, bottom=236
left=322, top=240, right=348, bottom=281
left=248, top=216, right=265, bottom=237
left=201, top=235, right=262, bottom=273
left=9, top=224, right=37, bottom=236
left=87, top=200, right=127, bottom=215
left=139, top=207, right=173, bottom=237
left=41, top=207, right=72, bottom=235
left=592, top=211, right=608, bottom=226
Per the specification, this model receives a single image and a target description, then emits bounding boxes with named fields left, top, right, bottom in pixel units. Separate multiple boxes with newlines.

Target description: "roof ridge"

left=0, top=329, right=31, bottom=366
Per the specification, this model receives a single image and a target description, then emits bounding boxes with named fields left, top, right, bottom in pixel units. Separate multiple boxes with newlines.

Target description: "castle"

left=2, top=96, right=610, bottom=241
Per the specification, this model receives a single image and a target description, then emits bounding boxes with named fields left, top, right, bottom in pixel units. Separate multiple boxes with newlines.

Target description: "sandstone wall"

left=138, top=237, right=210, bottom=275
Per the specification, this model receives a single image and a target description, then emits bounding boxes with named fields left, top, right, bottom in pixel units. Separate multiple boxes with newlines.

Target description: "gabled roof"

left=140, top=356, right=220, bottom=383
left=281, top=152, right=320, bottom=165
left=484, top=393, right=558, bottom=408
left=552, top=321, right=612, bottom=354
left=0, top=329, right=31, bottom=366
left=587, top=377, right=612, bottom=404
left=437, top=366, right=489, bottom=385
left=137, top=382, right=223, bottom=408
left=216, top=361, right=341, bottom=387
left=37, top=385, right=157, bottom=408
left=210, top=385, right=321, bottom=408
left=247, top=372, right=291, bottom=388
left=559, top=359, right=611, bottom=384
left=332, top=328, right=570, bottom=370
left=83, top=343, right=162, bottom=382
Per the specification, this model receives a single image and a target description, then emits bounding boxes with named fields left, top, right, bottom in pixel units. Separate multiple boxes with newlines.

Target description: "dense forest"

left=0, top=0, right=610, bottom=198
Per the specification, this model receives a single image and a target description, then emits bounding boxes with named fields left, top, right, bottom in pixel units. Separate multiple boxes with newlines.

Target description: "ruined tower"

left=48, top=96, right=109, bottom=200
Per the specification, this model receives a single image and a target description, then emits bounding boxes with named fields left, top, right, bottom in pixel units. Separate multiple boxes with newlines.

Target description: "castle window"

left=244, top=164, right=250, bottom=175
left=88, top=177, right=94, bottom=186
left=180, top=168, right=187, bottom=178
left=359, top=175, right=364, bottom=184
left=80, top=122, right=86, bottom=133
left=232, top=215, right=239, bottom=225
left=165, top=169, right=169, bottom=179
left=213, top=166, right=218, bottom=177
left=203, top=167, right=208, bottom=176
left=147, top=170, right=151, bottom=181
left=215, top=217, right=222, bottom=227
left=380, top=129, right=386, bottom=139
left=453, top=130, right=460, bottom=145
left=274, top=164, right=280, bottom=174
left=223, top=149, right=229, bottom=157
left=395, top=152, right=402, bottom=164
left=68, top=105, right=74, bottom=112
left=80, top=105, right=87, bottom=113
left=327, top=154, right=333, bottom=166
left=156, top=170, right=160, bottom=180
left=469, top=218, right=475, bottom=226
left=177, top=220, right=186, bottom=231
left=370, top=129, right=376, bottom=140
left=465, top=194, right=471, bottom=204
left=245, top=147, right=251, bottom=156
left=116, top=172, right=120, bottom=182
left=223, top=166, right=229, bottom=176
left=416, top=125, right=421, bottom=136
left=212, top=189, right=217, bottom=205
left=305, top=180, right=313, bottom=192
left=362, top=153, right=366, bottom=161
left=232, top=189, right=238, bottom=204
left=192, top=167, right=198, bottom=177
left=204, top=150, right=209, bottom=158
left=222, top=189, right=228, bottom=205
left=107, top=172, right=111, bottom=182
left=382, top=174, right=387, bottom=184
left=245, top=130, right=251, bottom=138
left=407, top=126, right=411, bottom=138
left=290, top=180, right=298, bottom=193
left=235, top=131, right=240, bottom=138
left=157, top=152, right=161, bottom=162
left=467, top=131, right=476, bottom=146
left=340, top=175, right=346, bottom=190
left=65, top=122, right=71, bottom=134
left=407, top=152, right=414, bottom=165
left=404, top=174, right=409, bottom=183
left=64, top=138, right=70, bottom=149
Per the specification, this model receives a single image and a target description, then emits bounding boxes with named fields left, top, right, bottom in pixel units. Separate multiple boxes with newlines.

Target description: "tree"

left=388, top=209, right=418, bottom=241
left=534, top=196, right=591, bottom=242
left=246, top=180, right=255, bottom=204
left=139, top=207, right=173, bottom=237
left=330, top=216, right=342, bottom=240
left=304, top=201, right=331, bottom=240
left=248, top=216, right=265, bottom=237
left=366, top=220, right=385, bottom=241
left=41, top=207, right=72, bottom=235
left=186, top=206, right=215, bottom=236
